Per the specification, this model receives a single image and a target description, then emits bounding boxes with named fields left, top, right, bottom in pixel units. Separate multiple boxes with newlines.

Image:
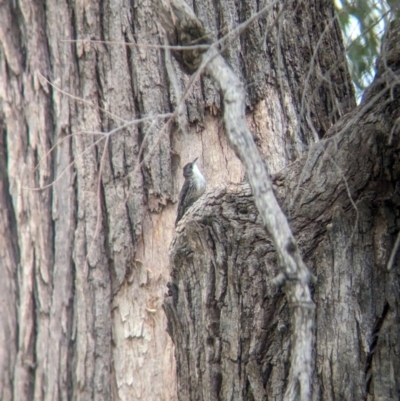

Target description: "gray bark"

left=2, top=0, right=396, bottom=401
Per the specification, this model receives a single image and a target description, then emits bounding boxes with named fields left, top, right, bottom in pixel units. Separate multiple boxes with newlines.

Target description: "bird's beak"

left=192, top=157, right=198, bottom=164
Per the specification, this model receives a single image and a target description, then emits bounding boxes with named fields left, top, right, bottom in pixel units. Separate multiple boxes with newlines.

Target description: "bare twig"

left=37, top=71, right=127, bottom=123
left=387, top=232, right=400, bottom=271
left=62, top=38, right=211, bottom=51
left=24, top=113, right=172, bottom=191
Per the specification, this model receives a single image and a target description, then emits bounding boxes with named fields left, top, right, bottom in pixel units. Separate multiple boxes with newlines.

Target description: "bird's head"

left=183, top=157, right=198, bottom=178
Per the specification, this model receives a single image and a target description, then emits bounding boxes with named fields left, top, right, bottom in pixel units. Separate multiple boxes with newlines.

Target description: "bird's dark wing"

left=175, top=180, right=195, bottom=226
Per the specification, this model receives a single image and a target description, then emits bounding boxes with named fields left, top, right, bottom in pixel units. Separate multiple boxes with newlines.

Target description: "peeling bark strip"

left=157, top=1, right=314, bottom=399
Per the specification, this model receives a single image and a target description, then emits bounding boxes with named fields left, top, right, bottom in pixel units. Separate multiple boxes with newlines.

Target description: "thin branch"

left=37, top=71, right=127, bottom=123
left=24, top=113, right=172, bottom=191
left=387, top=232, right=400, bottom=271
left=62, top=38, right=211, bottom=51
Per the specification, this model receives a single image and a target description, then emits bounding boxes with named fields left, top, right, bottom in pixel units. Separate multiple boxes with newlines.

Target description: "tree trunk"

left=0, top=1, right=398, bottom=401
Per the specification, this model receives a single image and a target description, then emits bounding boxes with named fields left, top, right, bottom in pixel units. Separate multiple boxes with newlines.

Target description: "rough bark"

left=166, top=18, right=400, bottom=401
left=0, top=0, right=365, bottom=400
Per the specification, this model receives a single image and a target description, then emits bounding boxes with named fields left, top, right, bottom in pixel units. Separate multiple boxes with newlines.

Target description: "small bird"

left=175, top=157, right=206, bottom=226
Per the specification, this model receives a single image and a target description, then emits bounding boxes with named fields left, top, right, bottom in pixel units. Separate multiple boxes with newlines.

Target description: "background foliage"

left=335, top=0, right=392, bottom=100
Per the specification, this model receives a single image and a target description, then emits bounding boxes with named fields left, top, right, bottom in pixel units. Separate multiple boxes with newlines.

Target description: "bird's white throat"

left=192, top=163, right=206, bottom=190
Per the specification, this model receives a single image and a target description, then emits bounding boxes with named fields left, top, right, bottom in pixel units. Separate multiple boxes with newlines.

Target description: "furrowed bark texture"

left=166, top=19, right=400, bottom=401
left=0, top=0, right=356, bottom=400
